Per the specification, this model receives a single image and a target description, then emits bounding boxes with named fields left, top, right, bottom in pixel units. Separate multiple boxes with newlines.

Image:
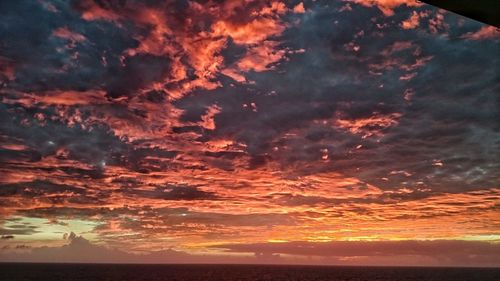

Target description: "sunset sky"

left=0, top=0, right=499, bottom=267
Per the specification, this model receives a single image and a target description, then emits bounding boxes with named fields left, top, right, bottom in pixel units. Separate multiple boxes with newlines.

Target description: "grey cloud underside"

left=217, top=240, right=500, bottom=257
left=0, top=0, right=499, bottom=207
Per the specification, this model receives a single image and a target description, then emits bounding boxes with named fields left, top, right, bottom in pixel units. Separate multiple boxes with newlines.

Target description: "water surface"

left=1, top=263, right=499, bottom=281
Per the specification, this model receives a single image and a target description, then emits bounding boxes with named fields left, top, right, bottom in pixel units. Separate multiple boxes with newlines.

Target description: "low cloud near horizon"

left=2, top=233, right=499, bottom=267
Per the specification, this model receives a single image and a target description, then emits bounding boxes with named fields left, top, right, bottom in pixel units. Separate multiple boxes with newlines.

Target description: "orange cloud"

left=401, top=11, right=420, bottom=29
left=212, top=17, right=286, bottom=46
left=200, top=104, right=221, bottom=130
left=347, top=0, right=422, bottom=16
left=461, top=26, right=500, bottom=40
left=2, top=90, right=108, bottom=107
left=221, top=68, right=247, bottom=83
left=236, top=41, right=287, bottom=72
left=335, top=112, right=402, bottom=138
left=76, top=0, right=121, bottom=22
left=52, top=27, right=87, bottom=42
left=293, top=2, right=306, bottom=14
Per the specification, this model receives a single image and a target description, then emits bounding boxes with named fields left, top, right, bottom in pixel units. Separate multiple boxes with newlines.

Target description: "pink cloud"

left=461, top=26, right=500, bottom=40
left=52, top=27, right=87, bottom=42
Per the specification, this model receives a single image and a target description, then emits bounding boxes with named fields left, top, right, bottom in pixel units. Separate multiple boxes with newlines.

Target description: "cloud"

left=52, top=26, right=87, bottom=42
left=0, top=226, right=38, bottom=236
left=3, top=236, right=499, bottom=267
left=346, top=0, right=422, bottom=16
left=401, top=11, right=420, bottom=29
left=216, top=240, right=500, bottom=267
left=0, top=233, right=262, bottom=264
left=0, top=180, right=104, bottom=206
left=1, top=234, right=147, bottom=263
left=123, top=184, right=219, bottom=201
left=293, top=3, right=306, bottom=14
left=461, top=26, right=500, bottom=40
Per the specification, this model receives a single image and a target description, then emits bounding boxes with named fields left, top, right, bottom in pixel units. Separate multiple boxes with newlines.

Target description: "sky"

left=0, top=0, right=499, bottom=267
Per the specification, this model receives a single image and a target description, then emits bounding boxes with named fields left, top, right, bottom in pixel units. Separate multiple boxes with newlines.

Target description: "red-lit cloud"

left=346, top=0, right=422, bottom=16
left=461, top=26, right=500, bottom=40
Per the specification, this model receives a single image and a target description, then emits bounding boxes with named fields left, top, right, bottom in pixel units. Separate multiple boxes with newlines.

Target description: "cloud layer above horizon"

left=0, top=0, right=499, bottom=266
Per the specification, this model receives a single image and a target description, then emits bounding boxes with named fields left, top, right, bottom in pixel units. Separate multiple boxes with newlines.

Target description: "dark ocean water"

left=0, top=263, right=499, bottom=281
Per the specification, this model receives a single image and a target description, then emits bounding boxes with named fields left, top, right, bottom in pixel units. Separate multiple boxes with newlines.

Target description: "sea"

left=0, top=263, right=499, bottom=281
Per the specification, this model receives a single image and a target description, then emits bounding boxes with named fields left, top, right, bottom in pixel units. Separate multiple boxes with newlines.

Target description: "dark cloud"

left=104, top=54, right=172, bottom=98
left=218, top=240, right=500, bottom=257
left=0, top=233, right=271, bottom=264
left=216, top=240, right=500, bottom=267
left=123, top=184, right=218, bottom=201
left=3, top=236, right=499, bottom=267
left=0, top=226, right=38, bottom=236
left=0, top=0, right=138, bottom=93
left=0, top=103, right=127, bottom=167
left=0, top=180, right=86, bottom=198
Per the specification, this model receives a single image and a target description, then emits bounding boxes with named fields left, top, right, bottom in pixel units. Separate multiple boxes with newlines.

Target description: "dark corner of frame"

left=421, top=0, right=500, bottom=28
